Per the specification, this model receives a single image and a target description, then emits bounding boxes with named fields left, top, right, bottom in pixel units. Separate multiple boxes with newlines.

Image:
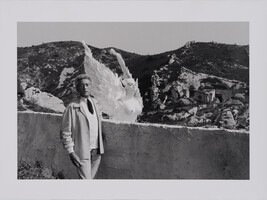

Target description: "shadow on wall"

left=17, top=111, right=249, bottom=179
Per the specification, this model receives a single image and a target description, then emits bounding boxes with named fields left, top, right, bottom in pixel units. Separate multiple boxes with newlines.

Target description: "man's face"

left=77, top=78, right=91, bottom=98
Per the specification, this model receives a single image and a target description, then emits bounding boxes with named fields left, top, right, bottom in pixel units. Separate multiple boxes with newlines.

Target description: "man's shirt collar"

left=80, top=96, right=92, bottom=102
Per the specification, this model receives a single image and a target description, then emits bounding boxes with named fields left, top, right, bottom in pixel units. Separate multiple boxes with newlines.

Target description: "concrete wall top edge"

left=18, top=110, right=62, bottom=117
left=17, top=111, right=249, bottom=134
left=104, top=120, right=249, bottom=134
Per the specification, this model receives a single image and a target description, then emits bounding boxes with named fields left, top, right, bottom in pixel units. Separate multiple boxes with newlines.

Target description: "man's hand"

left=69, top=152, right=82, bottom=167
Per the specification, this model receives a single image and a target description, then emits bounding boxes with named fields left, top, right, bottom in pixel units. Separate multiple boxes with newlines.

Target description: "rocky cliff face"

left=18, top=41, right=138, bottom=107
left=17, top=41, right=249, bottom=129
left=142, top=55, right=249, bottom=130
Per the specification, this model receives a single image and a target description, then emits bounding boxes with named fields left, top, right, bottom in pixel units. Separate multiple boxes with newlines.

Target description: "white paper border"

left=1, top=1, right=267, bottom=199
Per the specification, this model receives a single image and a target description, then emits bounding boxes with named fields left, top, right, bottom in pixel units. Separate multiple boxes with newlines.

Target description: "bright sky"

left=17, top=22, right=248, bottom=55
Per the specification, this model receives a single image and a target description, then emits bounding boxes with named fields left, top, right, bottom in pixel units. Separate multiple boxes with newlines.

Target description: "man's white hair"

left=75, top=74, right=91, bottom=88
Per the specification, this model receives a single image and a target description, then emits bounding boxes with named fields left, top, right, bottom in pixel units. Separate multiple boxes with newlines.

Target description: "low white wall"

left=18, top=111, right=249, bottom=179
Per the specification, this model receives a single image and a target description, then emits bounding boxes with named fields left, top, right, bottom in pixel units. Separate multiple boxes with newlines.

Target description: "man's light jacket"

left=60, top=97, right=104, bottom=159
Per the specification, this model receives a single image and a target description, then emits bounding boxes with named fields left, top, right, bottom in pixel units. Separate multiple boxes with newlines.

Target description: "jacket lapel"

left=77, top=97, right=100, bottom=125
left=74, top=99, right=90, bottom=126
left=80, top=104, right=89, bottom=119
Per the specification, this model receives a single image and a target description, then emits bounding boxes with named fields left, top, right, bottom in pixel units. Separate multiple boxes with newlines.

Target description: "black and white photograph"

left=17, top=22, right=249, bottom=180
left=1, top=1, right=267, bottom=200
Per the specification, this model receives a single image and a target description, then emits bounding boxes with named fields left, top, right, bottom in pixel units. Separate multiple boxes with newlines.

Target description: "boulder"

left=188, top=107, right=198, bottom=115
left=159, top=104, right=166, bottom=110
left=163, top=84, right=172, bottom=92
left=162, top=114, right=178, bottom=121
left=233, top=93, right=246, bottom=103
left=224, top=98, right=244, bottom=106
left=186, top=115, right=211, bottom=126
left=218, top=110, right=236, bottom=128
left=187, top=116, right=202, bottom=126
left=237, top=108, right=249, bottom=128
left=177, top=98, right=192, bottom=107
left=23, top=87, right=65, bottom=113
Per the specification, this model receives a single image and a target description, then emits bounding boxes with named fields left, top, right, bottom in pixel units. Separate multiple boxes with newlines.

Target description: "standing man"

left=60, top=74, right=104, bottom=179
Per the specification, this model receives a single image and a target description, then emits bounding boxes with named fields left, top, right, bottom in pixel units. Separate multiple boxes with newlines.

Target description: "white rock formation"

left=24, top=87, right=65, bottom=113
left=56, top=67, right=75, bottom=88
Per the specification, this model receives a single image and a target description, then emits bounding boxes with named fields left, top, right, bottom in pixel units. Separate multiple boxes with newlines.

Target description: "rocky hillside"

left=18, top=41, right=138, bottom=107
left=17, top=41, right=249, bottom=129
left=127, top=41, right=248, bottom=104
